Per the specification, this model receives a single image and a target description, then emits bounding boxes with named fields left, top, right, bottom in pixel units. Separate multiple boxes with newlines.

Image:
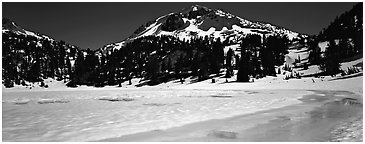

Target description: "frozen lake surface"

left=3, top=89, right=312, bottom=141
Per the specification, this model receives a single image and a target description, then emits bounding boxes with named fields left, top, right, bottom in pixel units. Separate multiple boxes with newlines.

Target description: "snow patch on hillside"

left=286, top=46, right=310, bottom=65
left=318, top=40, right=340, bottom=52
left=140, top=23, right=162, bottom=38
left=318, top=41, right=329, bottom=52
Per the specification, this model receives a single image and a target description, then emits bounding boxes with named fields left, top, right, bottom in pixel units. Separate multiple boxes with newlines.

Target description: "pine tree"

left=74, top=51, right=85, bottom=84
left=338, top=38, right=351, bottom=58
left=66, top=56, right=72, bottom=81
left=123, top=57, right=133, bottom=83
left=308, top=38, right=321, bottom=65
left=167, top=57, right=172, bottom=73
left=262, top=48, right=276, bottom=76
left=146, top=55, right=161, bottom=85
left=225, top=48, right=234, bottom=78
left=59, top=41, right=66, bottom=80
left=27, top=60, right=41, bottom=82
left=199, top=55, right=209, bottom=81
left=320, top=40, right=342, bottom=76
left=160, top=59, right=166, bottom=73
left=237, top=36, right=253, bottom=82
left=237, top=55, right=250, bottom=82
left=211, top=38, right=224, bottom=76
left=175, top=54, right=184, bottom=83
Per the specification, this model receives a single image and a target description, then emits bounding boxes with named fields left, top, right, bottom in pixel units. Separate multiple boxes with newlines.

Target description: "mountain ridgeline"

left=2, top=4, right=362, bottom=88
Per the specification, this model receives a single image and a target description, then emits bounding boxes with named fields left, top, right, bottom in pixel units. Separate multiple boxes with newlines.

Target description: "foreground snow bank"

left=3, top=89, right=309, bottom=141
left=331, top=116, right=363, bottom=142
left=3, top=74, right=362, bottom=141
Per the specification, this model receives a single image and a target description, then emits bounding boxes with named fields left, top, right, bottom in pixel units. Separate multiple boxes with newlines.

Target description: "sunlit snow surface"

left=2, top=89, right=308, bottom=141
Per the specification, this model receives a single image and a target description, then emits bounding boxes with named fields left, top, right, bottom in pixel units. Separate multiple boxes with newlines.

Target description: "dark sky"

left=3, top=2, right=358, bottom=50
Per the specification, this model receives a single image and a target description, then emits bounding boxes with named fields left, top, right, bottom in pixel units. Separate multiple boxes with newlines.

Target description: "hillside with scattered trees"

left=2, top=3, right=362, bottom=88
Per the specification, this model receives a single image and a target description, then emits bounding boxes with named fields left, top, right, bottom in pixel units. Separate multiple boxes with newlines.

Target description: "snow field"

left=2, top=89, right=309, bottom=141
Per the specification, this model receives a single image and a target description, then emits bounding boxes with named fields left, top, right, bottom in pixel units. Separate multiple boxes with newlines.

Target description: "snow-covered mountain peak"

left=180, top=4, right=212, bottom=14
left=100, top=5, right=307, bottom=52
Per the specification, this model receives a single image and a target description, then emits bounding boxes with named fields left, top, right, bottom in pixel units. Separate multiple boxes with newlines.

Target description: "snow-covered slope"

left=2, top=18, right=54, bottom=41
left=100, top=5, right=307, bottom=52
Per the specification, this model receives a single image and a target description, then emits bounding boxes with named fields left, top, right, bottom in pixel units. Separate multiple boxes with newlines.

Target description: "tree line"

left=308, top=3, right=362, bottom=76
left=3, top=29, right=292, bottom=88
